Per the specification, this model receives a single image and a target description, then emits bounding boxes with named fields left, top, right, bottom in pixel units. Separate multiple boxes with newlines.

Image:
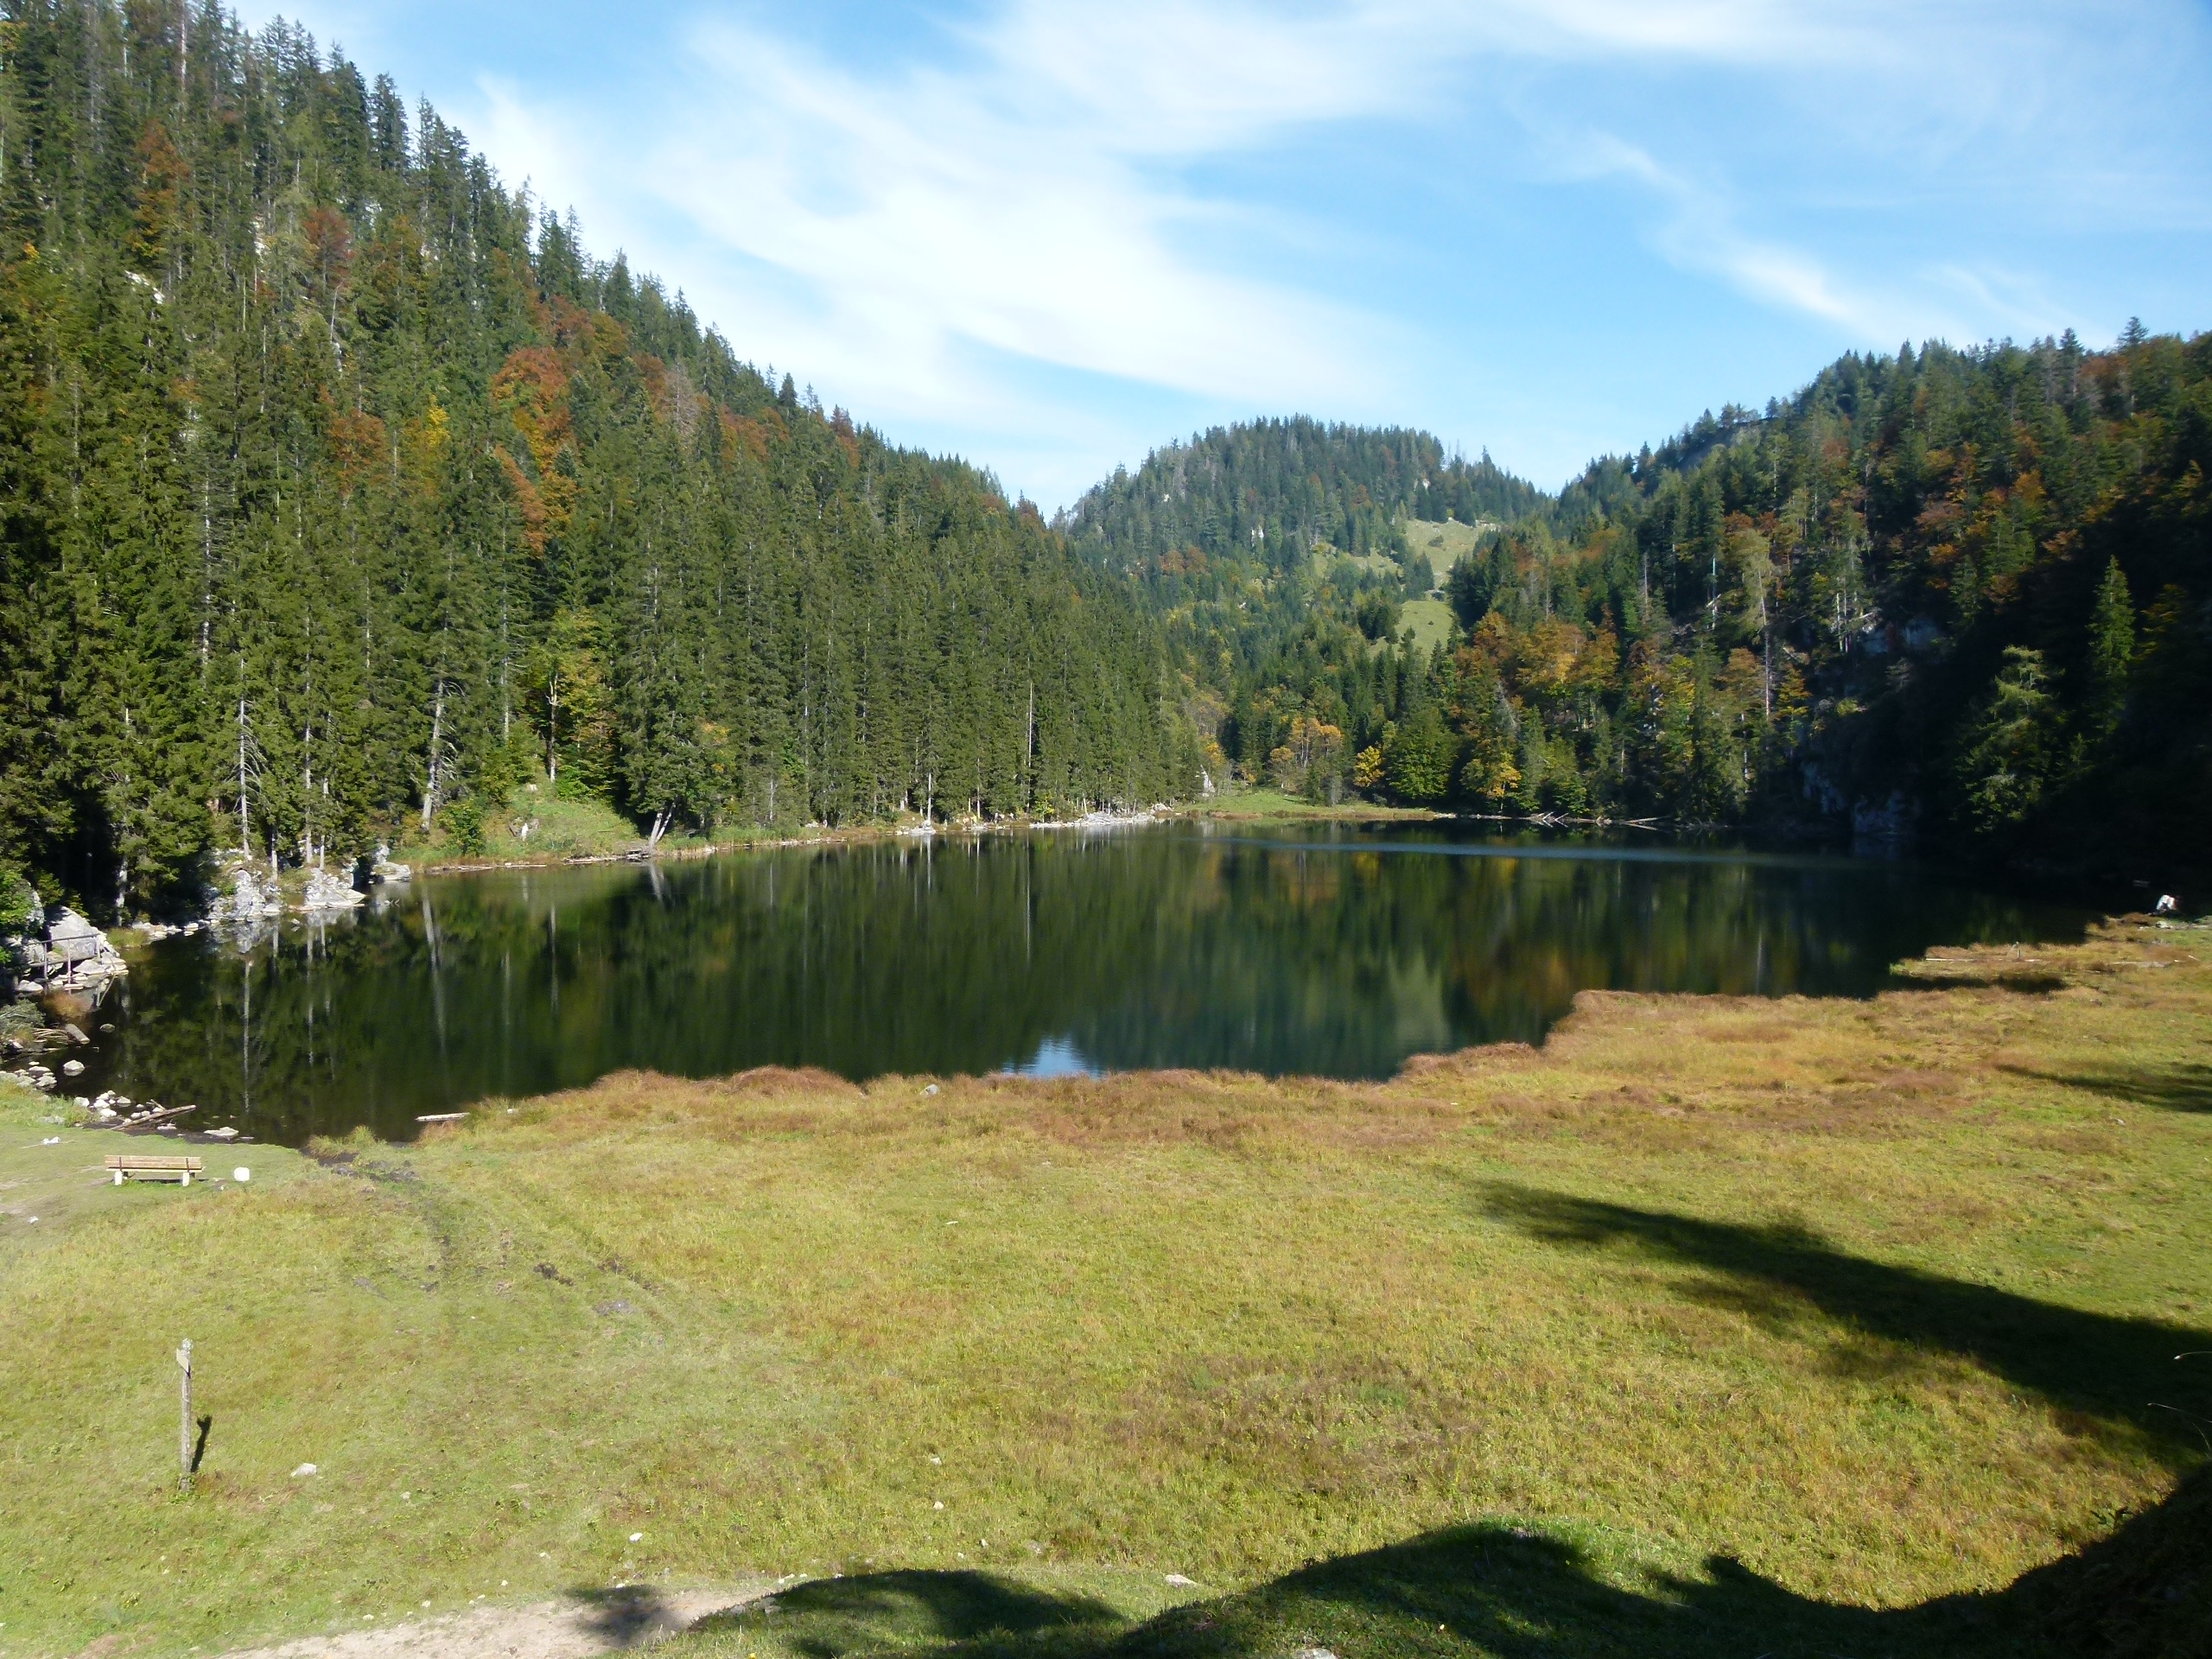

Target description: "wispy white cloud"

left=441, top=0, right=2211, bottom=497
left=657, top=17, right=1395, bottom=404
left=476, top=3, right=1875, bottom=437
left=476, top=2, right=1446, bottom=488
left=1548, top=130, right=1951, bottom=340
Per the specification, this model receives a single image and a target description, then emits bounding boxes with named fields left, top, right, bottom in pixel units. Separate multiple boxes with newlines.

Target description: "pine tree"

left=0, top=0, right=1183, bottom=915
left=2086, top=556, right=2133, bottom=739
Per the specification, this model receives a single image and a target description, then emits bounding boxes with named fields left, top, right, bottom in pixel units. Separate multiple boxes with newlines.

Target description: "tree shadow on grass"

left=1116, top=1474, right=2212, bottom=1659
left=675, top=1479, right=2209, bottom=1658
left=1114, top=1523, right=1969, bottom=1659
left=686, top=1571, right=1125, bottom=1657
left=654, top=1190, right=2212, bottom=1659
left=2001, top=1061, right=2212, bottom=1114
left=573, top=1586, right=718, bottom=1648
left=1478, top=1183, right=2212, bottom=1465
left=1890, top=969, right=2070, bottom=995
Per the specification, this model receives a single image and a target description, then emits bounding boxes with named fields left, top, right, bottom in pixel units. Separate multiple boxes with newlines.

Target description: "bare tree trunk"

left=546, top=665, right=560, bottom=783
left=301, top=715, right=314, bottom=866
left=199, top=482, right=213, bottom=671
left=499, top=571, right=511, bottom=744
left=421, top=675, right=447, bottom=830
left=236, top=691, right=251, bottom=856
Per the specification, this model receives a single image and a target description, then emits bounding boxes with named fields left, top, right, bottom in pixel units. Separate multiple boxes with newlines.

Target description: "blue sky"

left=264, top=0, right=2212, bottom=508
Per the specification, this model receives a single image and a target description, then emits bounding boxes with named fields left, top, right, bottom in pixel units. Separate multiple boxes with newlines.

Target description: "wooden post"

left=176, top=1339, right=194, bottom=1491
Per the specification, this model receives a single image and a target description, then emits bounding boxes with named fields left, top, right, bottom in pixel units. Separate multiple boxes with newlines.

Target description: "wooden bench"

left=107, top=1154, right=204, bottom=1185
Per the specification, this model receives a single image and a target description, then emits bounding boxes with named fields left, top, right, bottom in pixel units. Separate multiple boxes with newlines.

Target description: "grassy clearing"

left=1402, top=517, right=1494, bottom=575
left=1399, top=595, right=1457, bottom=654
left=1317, top=546, right=1402, bottom=584
left=1181, top=789, right=1433, bottom=822
left=0, top=924, right=2207, bottom=1657
left=393, top=782, right=710, bottom=867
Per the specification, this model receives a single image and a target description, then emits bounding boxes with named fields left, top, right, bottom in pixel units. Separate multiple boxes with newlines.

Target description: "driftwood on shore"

left=118, top=1103, right=197, bottom=1130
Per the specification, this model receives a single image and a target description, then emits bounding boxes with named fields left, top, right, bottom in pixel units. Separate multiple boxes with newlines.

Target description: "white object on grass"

left=233, top=1167, right=251, bottom=1183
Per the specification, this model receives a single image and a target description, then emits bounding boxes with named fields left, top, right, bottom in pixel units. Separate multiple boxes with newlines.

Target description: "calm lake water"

left=73, top=821, right=2092, bottom=1144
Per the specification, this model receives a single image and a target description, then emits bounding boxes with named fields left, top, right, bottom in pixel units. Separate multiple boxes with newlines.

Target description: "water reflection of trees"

left=91, top=829, right=2081, bottom=1143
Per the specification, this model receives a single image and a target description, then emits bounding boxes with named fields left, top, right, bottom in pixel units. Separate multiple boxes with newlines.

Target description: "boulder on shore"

left=302, top=868, right=365, bottom=912
left=212, top=865, right=283, bottom=924
left=39, top=910, right=126, bottom=990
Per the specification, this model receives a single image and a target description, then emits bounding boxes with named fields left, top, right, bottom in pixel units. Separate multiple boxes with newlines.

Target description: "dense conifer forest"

left=0, top=0, right=1184, bottom=919
left=3, top=1, right=2205, bottom=923
left=1058, top=422, right=1541, bottom=804
left=1069, top=340, right=2211, bottom=875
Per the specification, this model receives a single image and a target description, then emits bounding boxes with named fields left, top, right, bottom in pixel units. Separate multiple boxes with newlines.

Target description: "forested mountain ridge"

left=1073, top=340, right=2212, bottom=874
left=1061, top=419, right=1543, bottom=574
left=1056, top=420, right=1544, bottom=792
left=0, top=0, right=1185, bottom=920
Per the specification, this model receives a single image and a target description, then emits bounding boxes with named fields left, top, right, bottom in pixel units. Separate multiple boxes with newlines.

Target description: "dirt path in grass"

left=219, top=1584, right=771, bottom=1659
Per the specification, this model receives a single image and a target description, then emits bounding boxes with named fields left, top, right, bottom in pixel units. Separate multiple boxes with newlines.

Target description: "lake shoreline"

left=58, top=819, right=2104, bottom=1147
left=395, top=796, right=1444, bottom=879
left=3, top=916, right=2205, bottom=1659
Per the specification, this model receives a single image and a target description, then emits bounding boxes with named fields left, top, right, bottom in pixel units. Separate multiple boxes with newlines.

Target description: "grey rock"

left=40, top=912, right=125, bottom=990
left=302, top=868, right=364, bottom=912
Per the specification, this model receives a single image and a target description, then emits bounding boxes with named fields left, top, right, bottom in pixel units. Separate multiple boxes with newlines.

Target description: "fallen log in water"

left=121, top=1103, right=198, bottom=1130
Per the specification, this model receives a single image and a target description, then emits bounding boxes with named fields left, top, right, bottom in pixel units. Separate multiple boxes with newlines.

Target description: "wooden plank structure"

left=107, top=1154, right=203, bottom=1185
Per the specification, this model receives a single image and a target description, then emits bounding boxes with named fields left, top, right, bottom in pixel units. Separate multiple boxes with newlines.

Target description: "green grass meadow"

left=0, top=923, right=2207, bottom=1657
left=1402, top=517, right=1492, bottom=575
left=1396, top=596, right=1458, bottom=655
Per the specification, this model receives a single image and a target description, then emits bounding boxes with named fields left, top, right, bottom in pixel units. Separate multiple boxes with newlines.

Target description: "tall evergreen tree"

left=0, top=0, right=1185, bottom=916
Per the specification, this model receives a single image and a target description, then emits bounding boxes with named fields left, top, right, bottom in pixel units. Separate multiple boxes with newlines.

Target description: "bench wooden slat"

left=106, top=1155, right=204, bottom=1170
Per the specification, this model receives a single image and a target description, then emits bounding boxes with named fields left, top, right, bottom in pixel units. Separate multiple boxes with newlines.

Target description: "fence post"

left=176, top=1339, right=194, bottom=1491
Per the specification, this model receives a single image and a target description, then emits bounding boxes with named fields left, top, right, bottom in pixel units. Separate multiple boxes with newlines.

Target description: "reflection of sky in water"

left=1006, top=1035, right=1098, bottom=1079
